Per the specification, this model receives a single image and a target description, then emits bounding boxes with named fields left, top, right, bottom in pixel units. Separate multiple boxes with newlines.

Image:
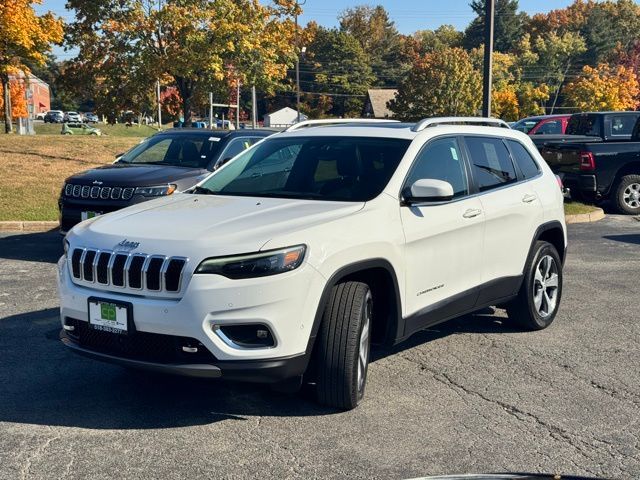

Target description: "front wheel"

left=314, top=281, right=372, bottom=410
left=506, top=241, right=563, bottom=330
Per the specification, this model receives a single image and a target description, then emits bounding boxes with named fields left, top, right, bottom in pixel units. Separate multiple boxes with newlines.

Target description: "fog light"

left=215, top=324, right=276, bottom=349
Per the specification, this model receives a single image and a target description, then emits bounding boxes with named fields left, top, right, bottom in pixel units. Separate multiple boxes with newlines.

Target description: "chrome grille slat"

left=69, top=248, right=187, bottom=294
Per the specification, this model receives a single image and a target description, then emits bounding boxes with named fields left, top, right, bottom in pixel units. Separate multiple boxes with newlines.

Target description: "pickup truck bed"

left=538, top=112, right=640, bottom=214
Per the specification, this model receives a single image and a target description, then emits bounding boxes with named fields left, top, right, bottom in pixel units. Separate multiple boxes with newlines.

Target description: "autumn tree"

left=66, top=0, right=298, bottom=125
left=463, top=0, right=528, bottom=52
left=389, top=48, right=481, bottom=120
left=0, top=0, right=63, bottom=132
left=564, top=63, right=639, bottom=111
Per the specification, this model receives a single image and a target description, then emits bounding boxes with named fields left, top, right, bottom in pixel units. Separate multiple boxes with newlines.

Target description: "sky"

left=38, top=0, right=579, bottom=59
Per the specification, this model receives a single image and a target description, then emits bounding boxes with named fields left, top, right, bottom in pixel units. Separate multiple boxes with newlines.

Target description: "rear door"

left=400, top=136, right=485, bottom=331
left=462, top=135, right=543, bottom=304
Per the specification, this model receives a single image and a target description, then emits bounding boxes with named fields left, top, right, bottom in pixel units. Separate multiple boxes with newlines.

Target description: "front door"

left=400, top=136, right=485, bottom=335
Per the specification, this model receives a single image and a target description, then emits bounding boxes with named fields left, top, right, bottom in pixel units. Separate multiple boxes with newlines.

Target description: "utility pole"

left=482, top=0, right=495, bottom=117
left=251, top=85, right=257, bottom=129
left=156, top=80, right=162, bottom=128
left=209, top=92, right=214, bottom=130
left=236, top=80, right=240, bottom=129
left=295, top=0, right=306, bottom=123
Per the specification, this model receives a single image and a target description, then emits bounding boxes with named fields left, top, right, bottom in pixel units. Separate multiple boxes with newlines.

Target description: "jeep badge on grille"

left=116, top=239, right=140, bottom=250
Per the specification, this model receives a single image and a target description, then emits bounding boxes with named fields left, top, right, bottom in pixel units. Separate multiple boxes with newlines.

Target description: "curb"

left=0, top=221, right=59, bottom=232
left=565, top=208, right=605, bottom=224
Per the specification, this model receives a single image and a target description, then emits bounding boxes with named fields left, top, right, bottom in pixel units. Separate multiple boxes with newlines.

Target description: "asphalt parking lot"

left=1, top=215, right=639, bottom=480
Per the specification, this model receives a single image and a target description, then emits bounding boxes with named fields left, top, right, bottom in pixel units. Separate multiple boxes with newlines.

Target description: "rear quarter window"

left=506, top=140, right=541, bottom=179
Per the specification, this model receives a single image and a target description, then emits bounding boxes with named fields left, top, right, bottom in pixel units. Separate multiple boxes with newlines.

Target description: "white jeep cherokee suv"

left=58, top=118, right=566, bottom=410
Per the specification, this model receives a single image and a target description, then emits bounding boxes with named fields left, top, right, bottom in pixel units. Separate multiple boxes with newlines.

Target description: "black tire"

left=314, top=281, right=372, bottom=410
left=613, top=174, right=640, bottom=215
left=506, top=241, right=563, bottom=331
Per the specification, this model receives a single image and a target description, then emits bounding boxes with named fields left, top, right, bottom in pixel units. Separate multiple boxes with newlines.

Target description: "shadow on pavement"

left=0, top=307, right=334, bottom=430
left=0, top=304, right=518, bottom=430
left=603, top=234, right=640, bottom=245
left=0, top=230, right=63, bottom=264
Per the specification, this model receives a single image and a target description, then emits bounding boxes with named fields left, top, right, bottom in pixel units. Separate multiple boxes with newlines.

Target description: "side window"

left=507, top=140, right=540, bottom=179
left=220, top=137, right=255, bottom=161
left=406, top=137, right=468, bottom=198
left=465, top=136, right=517, bottom=192
left=609, top=115, right=638, bottom=136
left=535, top=120, right=562, bottom=134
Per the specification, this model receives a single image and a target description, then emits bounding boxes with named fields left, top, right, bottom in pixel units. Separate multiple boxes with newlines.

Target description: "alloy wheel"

left=533, top=255, right=559, bottom=318
left=357, top=292, right=372, bottom=394
left=623, top=183, right=640, bottom=209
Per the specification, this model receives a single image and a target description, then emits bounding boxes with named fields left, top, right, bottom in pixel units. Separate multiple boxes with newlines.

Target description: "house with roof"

left=363, top=89, right=397, bottom=119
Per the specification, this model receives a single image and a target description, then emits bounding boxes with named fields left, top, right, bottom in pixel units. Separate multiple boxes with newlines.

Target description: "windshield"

left=119, top=134, right=224, bottom=169
left=198, top=136, right=410, bottom=201
left=512, top=119, right=540, bottom=134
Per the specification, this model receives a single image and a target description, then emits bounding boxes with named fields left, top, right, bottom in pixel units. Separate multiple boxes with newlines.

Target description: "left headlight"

left=135, top=184, right=176, bottom=197
left=195, top=245, right=306, bottom=279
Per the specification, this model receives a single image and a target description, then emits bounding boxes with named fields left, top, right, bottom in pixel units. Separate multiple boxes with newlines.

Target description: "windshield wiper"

left=191, top=185, right=217, bottom=195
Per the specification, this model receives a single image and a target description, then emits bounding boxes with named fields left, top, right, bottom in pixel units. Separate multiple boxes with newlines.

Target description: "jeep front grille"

left=65, top=183, right=135, bottom=202
left=70, top=248, right=187, bottom=293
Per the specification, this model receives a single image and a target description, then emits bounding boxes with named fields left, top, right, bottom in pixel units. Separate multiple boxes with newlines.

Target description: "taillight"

left=555, top=175, right=563, bottom=190
left=579, top=151, right=595, bottom=171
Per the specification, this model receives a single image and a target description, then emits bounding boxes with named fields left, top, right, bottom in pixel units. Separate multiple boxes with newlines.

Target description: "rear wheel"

left=506, top=241, right=562, bottom=330
left=614, top=174, right=640, bottom=215
left=314, top=281, right=372, bottom=410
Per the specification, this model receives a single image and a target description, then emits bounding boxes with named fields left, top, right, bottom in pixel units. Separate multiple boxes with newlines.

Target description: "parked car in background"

left=540, top=111, right=640, bottom=214
left=44, top=110, right=64, bottom=123
left=512, top=114, right=571, bottom=136
left=64, top=111, right=82, bottom=122
left=62, top=123, right=102, bottom=136
left=58, top=128, right=274, bottom=233
left=83, top=112, right=99, bottom=123
left=35, top=112, right=46, bottom=121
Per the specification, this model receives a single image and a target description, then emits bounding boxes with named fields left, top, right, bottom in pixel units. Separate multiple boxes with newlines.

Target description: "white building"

left=263, top=107, right=307, bottom=128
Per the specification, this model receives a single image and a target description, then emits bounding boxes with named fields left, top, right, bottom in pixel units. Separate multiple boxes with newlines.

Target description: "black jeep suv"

left=59, top=128, right=274, bottom=233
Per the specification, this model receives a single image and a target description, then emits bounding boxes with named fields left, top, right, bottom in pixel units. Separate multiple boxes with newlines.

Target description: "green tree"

left=303, top=28, right=375, bottom=117
left=66, top=0, right=298, bottom=125
left=389, top=47, right=482, bottom=120
left=463, top=0, right=528, bottom=52
left=338, top=5, right=407, bottom=87
left=411, top=25, right=463, bottom=56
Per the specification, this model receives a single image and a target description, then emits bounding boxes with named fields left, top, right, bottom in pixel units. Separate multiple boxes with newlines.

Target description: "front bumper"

left=58, top=252, right=326, bottom=369
left=60, top=330, right=309, bottom=382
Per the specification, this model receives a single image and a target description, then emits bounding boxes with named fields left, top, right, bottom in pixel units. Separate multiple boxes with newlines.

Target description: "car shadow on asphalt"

left=0, top=307, right=335, bottom=430
left=0, top=306, right=519, bottom=429
left=0, top=230, right=63, bottom=264
left=602, top=234, right=640, bottom=245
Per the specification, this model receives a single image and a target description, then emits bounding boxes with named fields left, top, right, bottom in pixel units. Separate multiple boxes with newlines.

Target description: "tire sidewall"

left=351, top=288, right=372, bottom=402
left=524, top=242, right=563, bottom=329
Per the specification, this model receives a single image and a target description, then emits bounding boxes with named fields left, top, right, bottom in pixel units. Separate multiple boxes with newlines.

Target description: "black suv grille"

left=64, top=183, right=135, bottom=202
left=70, top=248, right=187, bottom=293
left=66, top=318, right=216, bottom=363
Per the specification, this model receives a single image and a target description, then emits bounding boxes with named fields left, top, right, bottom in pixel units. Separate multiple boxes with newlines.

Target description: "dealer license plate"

left=88, top=300, right=128, bottom=334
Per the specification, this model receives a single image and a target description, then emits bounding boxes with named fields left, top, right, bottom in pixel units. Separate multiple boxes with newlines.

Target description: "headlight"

left=134, top=184, right=176, bottom=197
left=195, top=245, right=306, bottom=279
left=63, top=239, right=70, bottom=256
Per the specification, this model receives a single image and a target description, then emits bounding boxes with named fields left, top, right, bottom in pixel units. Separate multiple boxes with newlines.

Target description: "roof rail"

left=411, top=117, right=510, bottom=132
left=285, top=118, right=400, bottom=132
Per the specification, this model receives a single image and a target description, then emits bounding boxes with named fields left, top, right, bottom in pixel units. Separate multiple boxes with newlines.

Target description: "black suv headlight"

left=135, top=184, right=176, bottom=197
left=195, top=245, right=306, bottom=279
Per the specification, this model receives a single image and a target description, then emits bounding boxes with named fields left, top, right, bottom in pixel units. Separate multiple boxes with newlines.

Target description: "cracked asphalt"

left=0, top=215, right=638, bottom=480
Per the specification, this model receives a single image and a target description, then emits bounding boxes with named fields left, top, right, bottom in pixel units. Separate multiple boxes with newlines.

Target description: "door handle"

left=522, top=194, right=537, bottom=203
left=463, top=208, right=482, bottom=218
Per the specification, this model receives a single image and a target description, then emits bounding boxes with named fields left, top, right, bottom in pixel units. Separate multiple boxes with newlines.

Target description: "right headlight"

left=195, top=245, right=306, bottom=279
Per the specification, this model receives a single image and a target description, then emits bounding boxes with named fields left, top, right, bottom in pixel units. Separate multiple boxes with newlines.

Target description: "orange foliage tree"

left=564, top=64, right=639, bottom=111
left=0, top=0, right=63, bottom=132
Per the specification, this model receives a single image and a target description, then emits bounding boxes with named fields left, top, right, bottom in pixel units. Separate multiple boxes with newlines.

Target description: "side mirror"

left=403, top=179, right=454, bottom=205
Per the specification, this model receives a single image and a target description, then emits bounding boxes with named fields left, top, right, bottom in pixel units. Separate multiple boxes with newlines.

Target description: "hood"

left=69, top=194, right=364, bottom=256
left=66, top=163, right=208, bottom=186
